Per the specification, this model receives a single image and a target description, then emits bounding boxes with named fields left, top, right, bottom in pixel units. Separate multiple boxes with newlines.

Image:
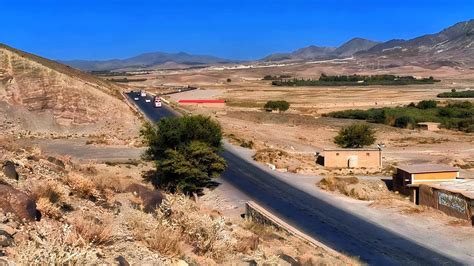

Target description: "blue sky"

left=0, top=0, right=472, bottom=60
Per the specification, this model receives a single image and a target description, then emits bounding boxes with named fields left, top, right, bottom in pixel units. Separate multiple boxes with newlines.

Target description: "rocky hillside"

left=0, top=44, right=136, bottom=128
left=333, top=38, right=380, bottom=57
left=262, top=38, right=378, bottom=62
left=262, top=19, right=473, bottom=66
left=357, top=19, right=474, bottom=66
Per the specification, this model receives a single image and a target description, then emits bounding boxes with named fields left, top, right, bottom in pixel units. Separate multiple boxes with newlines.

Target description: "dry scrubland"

left=0, top=135, right=357, bottom=265
left=130, top=60, right=474, bottom=178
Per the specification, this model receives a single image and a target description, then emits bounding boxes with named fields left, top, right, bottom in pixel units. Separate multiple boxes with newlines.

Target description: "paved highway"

left=126, top=92, right=463, bottom=265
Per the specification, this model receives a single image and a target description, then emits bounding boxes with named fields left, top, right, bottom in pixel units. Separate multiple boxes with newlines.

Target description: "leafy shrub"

left=416, top=100, right=437, bottom=109
left=334, top=123, right=376, bottom=148
left=394, top=116, right=416, bottom=129
left=264, top=100, right=290, bottom=112
left=328, top=99, right=473, bottom=132
left=437, top=90, right=474, bottom=98
left=272, top=74, right=439, bottom=86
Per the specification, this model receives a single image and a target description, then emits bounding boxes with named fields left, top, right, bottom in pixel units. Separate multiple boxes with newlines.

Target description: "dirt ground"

left=0, top=134, right=357, bottom=265
left=123, top=59, right=473, bottom=179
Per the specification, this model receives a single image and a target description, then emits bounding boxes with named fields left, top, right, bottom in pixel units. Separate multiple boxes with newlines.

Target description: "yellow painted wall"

left=413, top=172, right=458, bottom=183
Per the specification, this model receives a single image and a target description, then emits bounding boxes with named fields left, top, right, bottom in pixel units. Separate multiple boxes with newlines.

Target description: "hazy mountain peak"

left=334, top=38, right=380, bottom=57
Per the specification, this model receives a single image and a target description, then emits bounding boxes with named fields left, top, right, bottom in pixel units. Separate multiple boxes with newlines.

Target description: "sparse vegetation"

left=334, top=123, right=376, bottom=148
left=318, top=176, right=392, bottom=201
left=437, top=90, right=474, bottom=98
left=107, top=77, right=147, bottom=83
left=70, top=215, right=115, bottom=245
left=264, top=100, right=290, bottom=112
left=328, top=100, right=474, bottom=132
left=262, top=74, right=292, bottom=80
left=272, top=74, right=439, bottom=86
left=141, top=115, right=227, bottom=194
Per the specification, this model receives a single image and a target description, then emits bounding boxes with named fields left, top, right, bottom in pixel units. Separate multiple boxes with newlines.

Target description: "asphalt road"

left=126, top=92, right=464, bottom=265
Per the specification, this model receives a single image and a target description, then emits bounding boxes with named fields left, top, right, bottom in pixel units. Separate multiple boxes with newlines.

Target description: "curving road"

left=126, top=92, right=464, bottom=265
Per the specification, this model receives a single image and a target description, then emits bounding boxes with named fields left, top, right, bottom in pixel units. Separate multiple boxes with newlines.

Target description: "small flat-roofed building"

left=393, top=164, right=460, bottom=203
left=419, top=179, right=474, bottom=224
left=321, top=148, right=382, bottom=169
left=417, top=122, right=440, bottom=131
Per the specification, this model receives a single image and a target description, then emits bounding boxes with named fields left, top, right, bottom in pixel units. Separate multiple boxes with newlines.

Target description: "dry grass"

left=31, top=180, right=65, bottom=204
left=91, top=175, right=131, bottom=194
left=234, top=233, right=260, bottom=254
left=70, top=215, right=115, bottom=246
left=128, top=211, right=182, bottom=257
left=242, top=219, right=280, bottom=241
left=157, top=195, right=234, bottom=261
left=36, top=197, right=63, bottom=220
left=14, top=221, right=96, bottom=264
left=318, top=176, right=392, bottom=201
left=64, top=173, right=98, bottom=200
left=31, top=180, right=67, bottom=219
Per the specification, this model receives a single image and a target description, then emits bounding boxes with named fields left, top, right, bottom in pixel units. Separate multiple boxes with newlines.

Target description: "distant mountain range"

left=262, top=38, right=380, bottom=61
left=357, top=19, right=474, bottom=66
left=60, top=51, right=235, bottom=71
left=61, top=19, right=474, bottom=71
left=264, top=19, right=474, bottom=66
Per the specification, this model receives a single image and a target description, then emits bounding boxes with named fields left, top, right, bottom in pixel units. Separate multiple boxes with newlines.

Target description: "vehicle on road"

left=140, top=90, right=146, bottom=97
left=154, top=98, right=162, bottom=108
left=133, top=96, right=139, bottom=101
left=145, top=98, right=151, bottom=103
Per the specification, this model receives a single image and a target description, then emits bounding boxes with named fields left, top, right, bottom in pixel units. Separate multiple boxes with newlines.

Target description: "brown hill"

left=0, top=44, right=137, bottom=129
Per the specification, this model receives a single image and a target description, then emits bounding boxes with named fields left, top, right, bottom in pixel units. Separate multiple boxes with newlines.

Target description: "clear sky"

left=1, top=0, right=472, bottom=60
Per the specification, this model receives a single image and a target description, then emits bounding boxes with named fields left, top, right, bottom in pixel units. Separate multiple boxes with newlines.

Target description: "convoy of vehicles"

left=131, top=90, right=162, bottom=108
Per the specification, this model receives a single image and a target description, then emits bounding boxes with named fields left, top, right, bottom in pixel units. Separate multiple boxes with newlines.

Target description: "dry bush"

left=64, top=173, right=98, bottom=200
left=318, top=176, right=391, bottom=201
left=36, top=197, right=63, bottom=220
left=241, top=219, right=279, bottom=241
left=70, top=215, right=114, bottom=246
left=234, top=234, right=260, bottom=254
left=91, top=175, right=131, bottom=194
left=31, top=180, right=65, bottom=204
left=157, top=194, right=234, bottom=261
left=14, top=221, right=96, bottom=264
left=31, top=180, right=67, bottom=219
left=127, top=210, right=182, bottom=257
left=73, top=163, right=98, bottom=176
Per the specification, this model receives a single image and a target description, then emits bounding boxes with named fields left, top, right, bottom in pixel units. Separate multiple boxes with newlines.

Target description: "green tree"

left=416, top=100, right=437, bottom=109
left=334, top=123, right=376, bottom=148
left=394, top=116, right=416, bottom=129
left=264, top=100, right=290, bottom=112
left=141, top=115, right=227, bottom=194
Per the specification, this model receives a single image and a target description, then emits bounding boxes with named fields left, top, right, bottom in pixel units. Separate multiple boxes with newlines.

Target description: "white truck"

left=154, top=97, right=162, bottom=108
left=140, top=90, right=146, bottom=97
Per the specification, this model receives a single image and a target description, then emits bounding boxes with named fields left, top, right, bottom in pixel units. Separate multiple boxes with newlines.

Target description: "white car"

left=145, top=98, right=151, bottom=103
left=133, top=97, right=139, bottom=101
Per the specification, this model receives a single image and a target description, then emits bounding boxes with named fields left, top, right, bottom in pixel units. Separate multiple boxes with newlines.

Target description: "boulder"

left=0, top=229, right=13, bottom=247
left=46, top=156, right=65, bottom=169
left=0, top=185, right=40, bottom=222
left=125, top=184, right=163, bottom=213
left=2, top=161, right=18, bottom=180
left=115, top=256, right=130, bottom=266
